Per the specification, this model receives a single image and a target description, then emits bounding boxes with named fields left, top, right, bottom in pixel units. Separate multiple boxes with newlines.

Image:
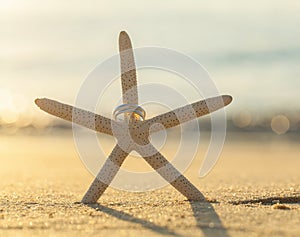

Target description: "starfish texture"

left=35, top=31, right=232, bottom=204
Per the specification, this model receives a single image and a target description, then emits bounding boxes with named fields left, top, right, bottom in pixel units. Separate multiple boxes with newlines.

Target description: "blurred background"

left=0, top=0, right=299, bottom=140
left=0, top=3, right=299, bottom=235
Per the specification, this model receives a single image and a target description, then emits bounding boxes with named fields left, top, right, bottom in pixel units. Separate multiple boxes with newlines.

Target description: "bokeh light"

left=271, top=115, right=290, bottom=135
left=232, top=111, right=252, bottom=128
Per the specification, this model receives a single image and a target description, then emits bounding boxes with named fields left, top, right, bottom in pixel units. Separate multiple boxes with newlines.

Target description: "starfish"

left=35, top=31, right=232, bottom=204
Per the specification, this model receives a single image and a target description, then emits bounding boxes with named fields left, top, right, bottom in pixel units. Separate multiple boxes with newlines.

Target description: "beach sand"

left=0, top=132, right=299, bottom=236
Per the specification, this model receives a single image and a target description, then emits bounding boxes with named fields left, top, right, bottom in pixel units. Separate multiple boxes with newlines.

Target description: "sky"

left=0, top=0, right=300, bottom=128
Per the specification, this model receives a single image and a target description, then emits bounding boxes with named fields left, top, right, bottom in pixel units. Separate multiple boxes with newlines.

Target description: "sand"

left=0, top=132, right=299, bottom=237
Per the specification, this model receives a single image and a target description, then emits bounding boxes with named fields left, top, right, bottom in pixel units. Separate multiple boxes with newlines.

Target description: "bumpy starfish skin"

left=35, top=31, right=232, bottom=203
left=139, top=144, right=206, bottom=201
left=119, top=31, right=138, bottom=105
left=81, top=144, right=129, bottom=203
left=144, top=95, right=232, bottom=133
left=35, top=98, right=113, bottom=135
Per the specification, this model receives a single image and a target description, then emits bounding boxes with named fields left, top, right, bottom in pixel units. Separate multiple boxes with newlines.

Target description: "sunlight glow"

left=0, top=89, right=28, bottom=125
left=0, top=0, right=14, bottom=9
left=0, top=89, right=13, bottom=111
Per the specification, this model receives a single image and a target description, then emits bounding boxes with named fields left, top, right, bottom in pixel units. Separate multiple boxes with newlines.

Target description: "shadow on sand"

left=189, top=200, right=229, bottom=237
left=86, top=203, right=183, bottom=236
left=85, top=196, right=229, bottom=237
left=229, top=195, right=300, bottom=205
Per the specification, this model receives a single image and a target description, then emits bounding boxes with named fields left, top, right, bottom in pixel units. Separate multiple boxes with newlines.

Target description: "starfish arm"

left=137, top=145, right=205, bottom=201
left=144, top=95, right=232, bottom=132
left=35, top=98, right=113, bottom=135
left=119, top=31, right=138, bottom=105
left=81, top=144, right=129, bottom=203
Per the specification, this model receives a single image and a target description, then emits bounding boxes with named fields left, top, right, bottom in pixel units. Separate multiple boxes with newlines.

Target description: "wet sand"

left=0, top=133, right=299, bottom=236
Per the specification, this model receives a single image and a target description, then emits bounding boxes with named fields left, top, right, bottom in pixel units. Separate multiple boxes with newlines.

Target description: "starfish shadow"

left=85, top=203, right=184, bottom=236
left=84, top=198, right=229, bottom=237
left=189, top=200, right=230, bottom=237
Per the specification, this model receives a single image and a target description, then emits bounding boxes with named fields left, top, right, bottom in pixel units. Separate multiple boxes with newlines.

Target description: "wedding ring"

left=113, top=104, right=146, bottom=121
